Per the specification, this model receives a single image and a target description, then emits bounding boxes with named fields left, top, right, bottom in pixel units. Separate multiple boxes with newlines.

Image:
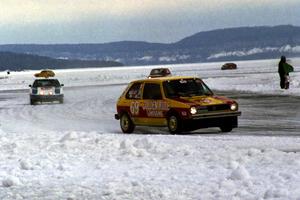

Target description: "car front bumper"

left=190, top=111, right=241, bottom=120
left=30, top=94, right=64, bottom=102
left=183, top=111, right=241, bottom=130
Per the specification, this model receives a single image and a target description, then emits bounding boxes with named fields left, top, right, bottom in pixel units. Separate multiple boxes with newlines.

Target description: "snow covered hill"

left=0, top=58, right=299, bottom=199
left=2, top=25, right=300, bottom=65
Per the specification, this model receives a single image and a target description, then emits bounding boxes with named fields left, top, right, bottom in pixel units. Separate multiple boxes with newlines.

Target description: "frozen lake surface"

left=0, top=58, right=300, bottom=199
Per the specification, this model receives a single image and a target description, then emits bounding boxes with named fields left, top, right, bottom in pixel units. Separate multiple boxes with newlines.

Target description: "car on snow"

left=29, top=70, right=64, bottom=105
left=221, top=63, right=237, bottom=70
left=115, top=76, right=241, bottom=134
left=148, top=68, right=171, bottom=78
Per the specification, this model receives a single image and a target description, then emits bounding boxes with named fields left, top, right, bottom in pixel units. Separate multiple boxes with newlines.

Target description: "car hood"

left=175, top=95, right=232, bottom=106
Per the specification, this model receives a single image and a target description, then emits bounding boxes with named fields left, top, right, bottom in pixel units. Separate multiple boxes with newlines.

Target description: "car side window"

left=126, top=82, right=142, bottom=99
left=143, top=83, right=162, bottom=100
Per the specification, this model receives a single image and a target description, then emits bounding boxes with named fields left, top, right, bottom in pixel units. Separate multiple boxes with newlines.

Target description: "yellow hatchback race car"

left=115, top=76, right=241, bottom=134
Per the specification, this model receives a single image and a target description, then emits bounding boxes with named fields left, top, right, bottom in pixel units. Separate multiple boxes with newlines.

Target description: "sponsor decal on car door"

left=143, top=101, right=168, bottom=118
left=135, top=83, right=169, bottom=126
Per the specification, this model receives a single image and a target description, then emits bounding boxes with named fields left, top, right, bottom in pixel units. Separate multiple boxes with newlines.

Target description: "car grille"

left=197, top=104, right=229, bottom=113
left=208, top=104, right=229, bottom=111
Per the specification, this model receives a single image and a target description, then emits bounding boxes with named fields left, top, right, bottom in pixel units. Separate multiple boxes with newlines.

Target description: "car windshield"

left=33, top=79, right=61, bottom=87
left=163, top=78, right=213, bottom=98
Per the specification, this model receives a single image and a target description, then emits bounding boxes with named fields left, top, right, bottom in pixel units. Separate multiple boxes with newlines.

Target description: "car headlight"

left=190, top=107, right=197, bottom=115
left=230, top=103, right=238, bottom=111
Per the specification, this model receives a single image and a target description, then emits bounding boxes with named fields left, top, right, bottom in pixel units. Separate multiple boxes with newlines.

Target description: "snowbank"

left=0, top=131, right=300, bottom=199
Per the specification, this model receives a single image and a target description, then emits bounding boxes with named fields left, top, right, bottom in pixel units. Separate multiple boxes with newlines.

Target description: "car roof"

left=34, top=78, right=59, bottom=81
left=132, top=76, right=201, bottom=83
left=150, top=67, right=169, bottom=71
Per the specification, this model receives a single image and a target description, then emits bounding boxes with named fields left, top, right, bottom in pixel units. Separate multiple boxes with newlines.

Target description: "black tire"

left=120, top=113, right=135, bottom=133
left=167, top=114, right=182, bottom=134
left=59, top=99, right=64, bottom=104
left=220, top=125, right=233, bottom=133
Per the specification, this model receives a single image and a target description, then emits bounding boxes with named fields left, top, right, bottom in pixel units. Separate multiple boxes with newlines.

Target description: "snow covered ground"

left=0, top=58, right=300, bottom=199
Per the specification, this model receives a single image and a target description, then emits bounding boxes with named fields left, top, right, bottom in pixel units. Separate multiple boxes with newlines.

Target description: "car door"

left=138, top=82, right=168, bottom=126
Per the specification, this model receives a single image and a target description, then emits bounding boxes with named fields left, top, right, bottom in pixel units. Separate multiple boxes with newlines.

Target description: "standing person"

left=278, top=56, right=286, bottom=89
left=278, top=56, right=294, bottom=89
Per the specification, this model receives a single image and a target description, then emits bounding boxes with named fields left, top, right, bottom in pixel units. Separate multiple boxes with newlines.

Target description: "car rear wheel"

left=120, top=113, right=135, bottom=133
left=167, top=115, right=182, bottom=134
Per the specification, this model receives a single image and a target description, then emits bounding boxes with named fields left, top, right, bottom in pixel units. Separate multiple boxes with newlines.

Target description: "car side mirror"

left=61, top=84, right=64, bottom=87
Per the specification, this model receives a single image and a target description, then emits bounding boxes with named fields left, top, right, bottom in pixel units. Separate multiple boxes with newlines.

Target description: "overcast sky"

left=0, top=0, right=299, bottom=44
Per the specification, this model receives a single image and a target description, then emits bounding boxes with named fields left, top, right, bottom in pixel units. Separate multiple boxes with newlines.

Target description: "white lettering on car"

left=130, top=101, right=140, bottom=115
left=143, top=101, right=169, bottom=110
left=146, top=110, right=164, bottom=117
left=143, top=100, right=169, bottom=117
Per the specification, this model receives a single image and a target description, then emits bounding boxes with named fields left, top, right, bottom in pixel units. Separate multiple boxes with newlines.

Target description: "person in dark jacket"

left=278, top=56, right=287, bottom=89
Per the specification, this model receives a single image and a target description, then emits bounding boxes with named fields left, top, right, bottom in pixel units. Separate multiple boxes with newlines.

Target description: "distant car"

left=29, top=78, right=64, bottom=105
left=148, top=68, right=171, bottom=78
left=115, top=76, right=241, bottom=134
left=221, top=63, right=237, bottom=70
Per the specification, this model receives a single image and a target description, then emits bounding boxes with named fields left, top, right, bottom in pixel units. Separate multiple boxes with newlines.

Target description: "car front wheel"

left=167, top=115, right=182, bottom=134
left=120, top=113, right=135, bottom=133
